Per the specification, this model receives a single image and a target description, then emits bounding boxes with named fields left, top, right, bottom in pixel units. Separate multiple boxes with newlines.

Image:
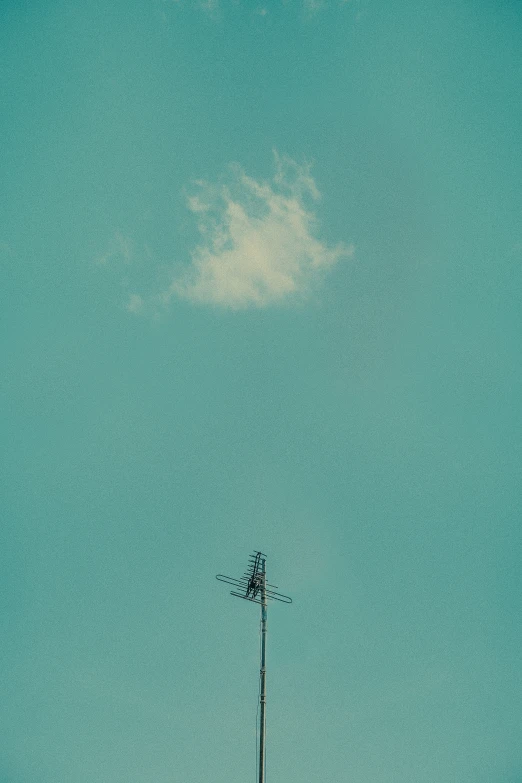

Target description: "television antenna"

left=216, top=551, right=292, bottom=783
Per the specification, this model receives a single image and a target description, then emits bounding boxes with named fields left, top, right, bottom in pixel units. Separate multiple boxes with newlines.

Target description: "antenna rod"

left=215, top=551, right=292, bottom=783
left=259, top=560, right=267, bottom=783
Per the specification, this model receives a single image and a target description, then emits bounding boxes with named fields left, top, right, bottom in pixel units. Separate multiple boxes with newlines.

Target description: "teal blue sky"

left=2, top=0, right=521, bottom=781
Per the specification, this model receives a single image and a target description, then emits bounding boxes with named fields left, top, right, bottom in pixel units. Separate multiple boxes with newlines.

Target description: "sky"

left=1, top=0, right=522, bottom=781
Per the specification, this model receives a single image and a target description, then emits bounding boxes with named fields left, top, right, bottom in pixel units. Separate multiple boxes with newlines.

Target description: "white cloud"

left=304, top=0, right=325, bottom=12
left=125, top=293, right=144, bottom=314
left=161, top=0, right=331, bottom=12
left=198, top=0, right=218, bottom=11
left=95, top=232, right=133, bottom=266
left=164, top=152, right=353, bottom=309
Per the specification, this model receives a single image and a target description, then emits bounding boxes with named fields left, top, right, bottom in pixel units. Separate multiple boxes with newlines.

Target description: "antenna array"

left=216, top=551, right=292, bottom=604
left=216, top=551, right=292, bottom=783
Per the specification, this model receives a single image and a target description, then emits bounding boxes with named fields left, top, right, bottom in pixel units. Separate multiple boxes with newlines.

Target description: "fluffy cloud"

left=164, top=153, right=353, bottom=309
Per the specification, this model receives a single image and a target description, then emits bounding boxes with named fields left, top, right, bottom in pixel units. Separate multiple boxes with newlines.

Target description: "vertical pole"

left=259, top=560, right=267, bottom=783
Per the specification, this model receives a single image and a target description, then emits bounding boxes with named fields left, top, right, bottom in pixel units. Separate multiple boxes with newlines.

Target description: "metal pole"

left=259, top=561, right=267, bottom=783
left=216, top=552, right=291, bottom=783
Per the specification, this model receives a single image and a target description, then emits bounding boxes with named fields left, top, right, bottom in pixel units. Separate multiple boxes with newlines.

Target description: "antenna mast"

left=216, top=552, right=292, bottom=783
